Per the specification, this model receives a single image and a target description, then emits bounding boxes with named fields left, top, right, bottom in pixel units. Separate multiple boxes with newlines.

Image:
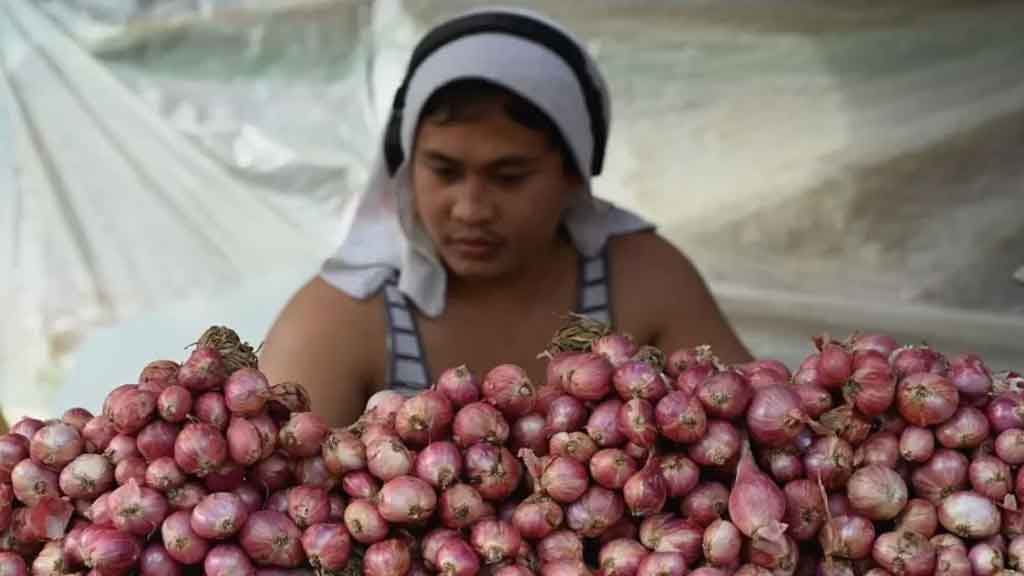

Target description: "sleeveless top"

left=383, top=250, right=612, bottom=395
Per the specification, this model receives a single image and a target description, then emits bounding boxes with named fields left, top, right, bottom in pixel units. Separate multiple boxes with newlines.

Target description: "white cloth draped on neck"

left=320, top=7, right=653, bottom=317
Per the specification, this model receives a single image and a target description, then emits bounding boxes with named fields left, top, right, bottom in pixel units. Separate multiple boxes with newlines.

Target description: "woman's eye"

left=495, top=172, right=529, bottom=186
left=432, top=166, right=459, bottom=182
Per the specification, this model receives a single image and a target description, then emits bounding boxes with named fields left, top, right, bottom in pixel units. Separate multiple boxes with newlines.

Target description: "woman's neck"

left=446, top=237, right=577, bottom=305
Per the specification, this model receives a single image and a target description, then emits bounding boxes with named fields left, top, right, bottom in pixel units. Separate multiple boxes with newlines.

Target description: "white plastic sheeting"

left=2, top=0, right=1023, bottom=419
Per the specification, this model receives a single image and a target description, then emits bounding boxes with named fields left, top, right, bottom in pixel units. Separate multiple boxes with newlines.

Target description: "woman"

left=260, top=8, right=750, bottom=427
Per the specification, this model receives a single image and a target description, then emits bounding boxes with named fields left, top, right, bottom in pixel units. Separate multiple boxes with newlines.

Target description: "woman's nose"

left=450, top=176, right=496, bottom=224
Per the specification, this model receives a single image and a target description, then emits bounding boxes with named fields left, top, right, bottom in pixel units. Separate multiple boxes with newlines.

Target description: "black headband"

left=383, top=11, right=608, bottom=176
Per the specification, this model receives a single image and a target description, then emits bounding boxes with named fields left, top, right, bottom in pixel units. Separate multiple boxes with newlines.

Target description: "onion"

left=61, top=407, right=93, bottom=433
left=166, top=482, right=208, bottom=511
left=598, top=538, right=647, bottom=576
left=536, top=383, right=564, bottom=415
left=565, top=485, right=624, bottom=537
left=249, top=412, right=279, bottom=460
left=971, top=455, right=1013, bottom=501
left=817, top=338, right=853, bottom=388
left=850, top=332, right=899, bottom=357
left=471, top=519, right=521, bottom=564
left=10, top=417, right=44, bottom=442
left=437, top=537, right=480, bottom=576
left=464, top=444, right=521, bottom=501
left=892, top=345, right=949, bottom=379
left=252, top=453, right=294, bottom=492
left=513, top=493, right=564, bottom=540
left=938, top=491, right=1001, bottom=539
left=139, top=543, right=182, bottom=576
left=659, top=453, right=699, bottom=499
left=81, top=527, right=143, bottom=574
left=156, top=386, right=192, bottom=424
left=366, top=438, right=414, bottom=482
left=932, top=533, right=968, bottom=555
left=109, top=389, right=158, bottom=435
left=949, top=353, right=993, bottom=398
left=173, top=422, right=227, bottom=477
left=729, top=439, right=786, bottom=545
left=422, top=528, right=459, bottom=569
left=30, top=422, right=83, bottom=470
left=549, top=431, right=598, bottom=462
left=614, top=360, right=667, bottom=401
left=816, top=405, right=872, bottom=445
left=599, top=516, right=637, bottom=546
left=624, top=441, right=648, bottom=462
left=636, top=551, right=688, bottom=576
left=560, top=353, right=614, bottom=401
left=803, top=435, right=857, bottom=490
left=293, top=456, right=336, bottom=490
left=343, top=498, right=388, bottom=544
left=116, top=456, right=148, bottom=485
left=511, top=413, right=548, bottom=457
left=377, top=475, right=437, bottom=523
left=59, top=453, right=114, bottom=499
left=235, top=482, right=263, bottom=514
left=436, top=365, right=481, bottom=408
left=452, top=402, right=509, bottom=448
left=546, top=395, right=588, bottom=435
left=748, top=533, right=798, bottom=572
left=747, top=385, right=807, bottom=447
left=682, top=481, right=730, bottom=527
left=900, top=425, right=936, bottom=463
left=538, top=530, right=584, bottom=564
left=784, top=479, right=826, bottom=541
left=872, top=529, right=936, bottom=576
left=792, top=382, right=833, bottom=419
left=618, top=398, right=657, bottom=448
left=997, top=429, right=1024, bottom=465
left=590, top=449, right=638, bottom=490
left=227, top=417, right=263, bottom=467
left=1009, top=536, right=1024, bottom=571
left=223, top=368, right=270, bottom=416
left=342, top=470, right=380, bottom=500
left=676, top=363, right=718, bottom=396
left=845, top=367, right=896, bottom=417
left=204, top=544, right=255, bottom=576
left=189, top=492, right=249, bottom=540
left=896, top=498, right=938, bottom=538
left=898, top=373, right=959, bottom=427
left=0, top=435, right=28, bottom=484
left=537, top=456, right=589, bottom=504
left=439, top=483, right=488, bottom=529
left=279, top=412, right=328, bottom=459
left=415, top=441, right=462, bottom=490
left=638, top=514, right=702, bottom=563
left=109, top=479, right=169, bottom=535
left=655, top=391, right=707, bottom=444
left=20, top=496, right=73, bottom=541
left=364, top=539, right=412, bottom=576
left=396, top=390, right=454, bottom=448
left=301, top=523, right=351, bottom=572
left=0, top=552, right=27, bottom=576
left=935, top=547, right=972, bottom=576
left=100, top=435, right=136, bottom=468
left=820, top=515, right=875, bottom=560
left=703, top=519, right=742, bottom=566
left=483, top=364, right=537, bottom=418
left=969, top=542, right=1004, bottom=576
left=177, top=345, right=227, bottom=392
left=936, top=406, right=990, bottom=449
left=912, top=449, right=969, bottom=504
left=687, top=419, right=740, bottom=467
left=595, top=333, right=639, bottom=368
left=10, top=459, right=59, bottom=506
left=855, top=432, right=900, bottom=469
left=161, top=510, right=210, bottom=564
left=238, top=510, right=305, bottom=568
left=987, top=395, right=1024, bottom=433
left=137, top=420, right=179, bottom=462
left=847, top=465, right=908, bottom=521
left=624, top=456, right=667, bottom=517
left=365, top=390, right=406, bottom=427
left=539, top=560, right=594, bottom=576
left=698, top=370, right=751, bottom=419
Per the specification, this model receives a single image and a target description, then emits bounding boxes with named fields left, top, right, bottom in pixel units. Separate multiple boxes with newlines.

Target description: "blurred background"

left=2, top=0, right=1023, bottom=420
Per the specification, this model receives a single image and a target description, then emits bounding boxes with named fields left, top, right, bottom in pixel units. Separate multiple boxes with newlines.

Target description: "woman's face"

left=412, top=97, right=579, bottom=280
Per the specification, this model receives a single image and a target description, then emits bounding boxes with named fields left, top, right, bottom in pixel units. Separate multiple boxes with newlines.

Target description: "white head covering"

left=320, top=7, right=653, bottom=317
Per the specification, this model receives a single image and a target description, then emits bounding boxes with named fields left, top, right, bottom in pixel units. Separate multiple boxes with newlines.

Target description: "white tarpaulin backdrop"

left=2, top=0, right=1023, bottom=419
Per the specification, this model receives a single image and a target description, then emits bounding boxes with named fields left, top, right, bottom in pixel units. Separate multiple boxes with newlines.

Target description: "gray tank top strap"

left=577, top=247, right=613, bottom=326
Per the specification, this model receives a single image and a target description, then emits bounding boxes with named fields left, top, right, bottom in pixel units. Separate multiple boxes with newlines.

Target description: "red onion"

left=300, top=523, right=351, bottom=572
left=969, top=542, right=1004, bottom=576
left=139, top=359, right=179, bottom=391
left=900, top=425, right=935, bottom=463
left=89, top=492, right=114, bottom=526
left=892, top=345, right=949, bottom=378
left=803, top=436, right=854, bottom=491
left=19, top=496, right=73, bottom=541
left=292, top=456, right=335, bottom=490
left=437, top=537, right=480, bottom=576
left=471, top=519, right=521, bottom=564
left=61, top=407, right=93, bottom=433
left=599, top=516, right=637, bottom=545
left=342, top=470, right=380, bottom=499
left=513, top=493, right=564, bottom=540
left=190, top=492, right=249, bottom=539
left=938, top=491, right=1001, bottom=538
left=971, top=455, right=1012, bottom=501
left=10, top=417, right=44, bottom=441
left=364, top=538, right=412, bottom=576
left=203, top=543, right=255, bottom=576
left=222, top=368, right=270, bottom=416
left=161, top=510, right=210, bottom=564
left=452, top=402, right=509, bottom=448
left=590, top=449, right=638, bottom=490
left=676, top=363, right=718, bottom=396
left=239, top=510, right=304, bottom=568
left=436, top=365, right=481, bottom=408
left=817, top=338, right=853, bottom=388
left=0, top=434, right=29, bottom=483
left=116, top=456, right=148, bottom=485
left=59, top=453, right=114, bottom=499
left=546, top=395, right=587, bottom=435
left=587, top=399, right=627, bottom=447
left=935, top=547, right=972, bottom=576
left=729, top=439, right=786, bottom=544
left=898, top=373, right=959, bottom=427
left=81, top=527, right=143, bottom=574
left=173, top=422, right=226, bottom=477
left=845, top=367, right=896, bottom=417
left=614, top=360, right=667, bottom=401
left=377, top=475, right=437, bottom=523
left=539, top=560, right=594, bottom=576
left=820, top=515, right=875, bottom=560
left=343, top=497, right=388, bottom=544
left=252, top=453, right=293, bottom=492
left=850, top=332, right=899, bottom=357
left=815, top=405, right=872, bottom=445
left=636, top=551, right=688, bottom=576
left=227, top=417, right=263, bottom=467
left=462, top=443, right=519, bottom=501
left=102, top=434, right=139, bottom=466
left=792, top=382, right=833, bottom=419
left=987, top=395, right=1024, bottom=433
left=912, top=448, right=969, bottom=503
left=655, top=391, right=707, bottom=444
left=167, top=482, right=208, bottom=511
left=638, top=514, right=702, bottom=562
left=415, top=441, right=462, bottom=490
left=595, top=333, right=639, bottom=368
left=703, top=519, right=742, bottom=566
left=511, top=413, right=548, bottom=456
left=249, top=412, right=279, bottom=460
left=278, top=412, right=328, bottom=459
left=624, top=456, right=667, bottom=517
left=109, top=479, right=169, bottom=535
left=598, top=538, right=647, bottom=576
left=682, top=481, right=730, bottom=527
left=997, top=429, right=1024, bottom=464
left=30, top=421, right=83, bottom=470
left=1008, top=536, right=1024, bottom=571
left=659, top=453, right=699, bottom=499
left=538, top=530, right=584, bottom=564
left=936, top=406, right=990, bottom=449
left=624, top=440, right=648, bottom=462
left=177, top=345, right=227, bottom=392
left=422, top=528, right=459, bottom=568
left=741, top=360, right=791, bottom=390
left=560, top=353, right=614, bottom=401
left=856, top=432, right=900, bottom=469
left=687, top=419, right=740, bottom=467
left=872, top=530, right=936, bottom=576
left=549, top=431, right=598, bottom=462
left=366, top=438, right=414, bottom=482
left=538, top=456, right=589, bottom=503
left=698, top=370, right=751, bottom=419
left=439, top=483, right=488, bottom=529
left=156, top=386, right=192, bottom=424
left=949, top=353, right=993, bottom=398
left=396, top=390, right=454, bottom=448
left=137, top=420, right=178, bottom=462
left=139, top=543, right=182, bottom=576
left=847, top=464, right=908, bottom=521
left=896, top=498, right=938, bottom=538
left=10, top=459, right=59, bottom=506
left=365, top=390, right=406, bottom=427
left=784, top=479, right=826, bottom=541
left=536, top=383, right=564, bottom=415
left=109, top=389, right=158, bottom=435
left=0, top=552, right=28, bottom=576
left=565, top=485, right=624, bottom=537
left=483, top=364, right=537, bottom=418
left=234, top=482, right=263, bottom=514
left=749, top=534, right=798, bottom=572
left=747, top=385, right=807, bottom=447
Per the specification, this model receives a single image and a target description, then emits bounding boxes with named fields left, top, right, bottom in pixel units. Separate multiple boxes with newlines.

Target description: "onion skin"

left=452, top=402, right=510, bottom=448
left=655, top=391, right=707, bottom=444
left=912, top=449, right=969, bottom=504
left=238, top=510, right=304, bottom=568
left=872, top=529, right=936, bottom=576
left=938, top=491, right=1001, bottom=539
left=698, top=371, right=752, bottom=420
left=30, top=422, right=84, bottom=470
left=659, top=453, right=699, bottom=499
left=897, top=373, right=959, bottom=428
left=161, top=510, right=210, bottom=565
left=746, top=385, right=807, bottom=447
left=682, top=481, right=730, bottom=527
left=896, top=498, right=938, bottom=538
left=784, top=479, right=826, bottom=542
left=436, top=365, right=481, bottom=409
left=301, top=523, right=351, bottom=572
left=900, top=426, right=936, bottom=463
left=377, top=475, right=437, bottom=524
left=598, top=538, right=647, bottom=576
left=703, top=519, right=742, bottom=566
left=820, top=515, right=875, bottom=560
left=483, top=364, right=537, bottom=418
left=847, top=465, right=908, bottom=521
